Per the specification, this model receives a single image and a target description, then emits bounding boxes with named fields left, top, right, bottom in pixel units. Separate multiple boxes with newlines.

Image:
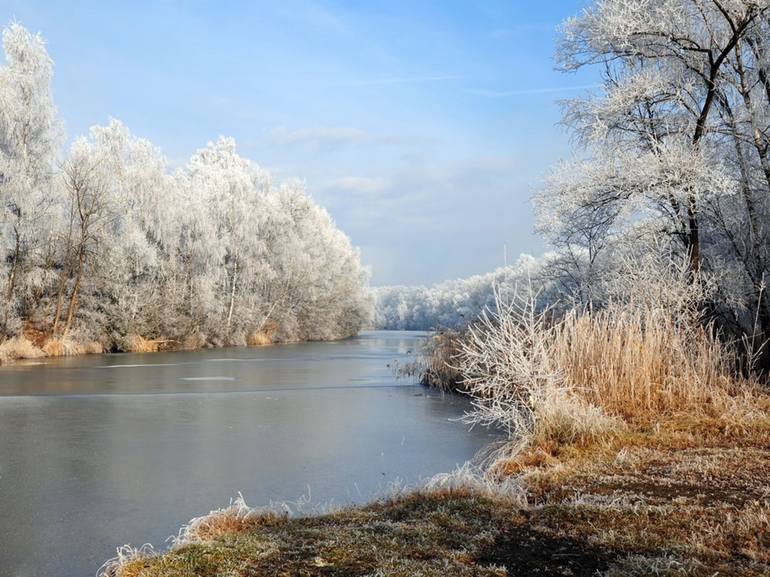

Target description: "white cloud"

left=467, top=84, right=601, bottom=98
left=266, top=125, right=423, bottom=152
left=267, top=125, right=369, bottom=149
left=326, top=175, right=389, bottom=195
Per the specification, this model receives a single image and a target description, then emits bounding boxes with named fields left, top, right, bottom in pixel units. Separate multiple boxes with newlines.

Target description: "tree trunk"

left=51, top=268, right=68, bottom=336
left=3, top=232, right=21, bottom=327
left=225, top=260, right=238, bottom=336
left=686, top=199, right=700, bottom=278
left=64, top=248, right=85, bottom=334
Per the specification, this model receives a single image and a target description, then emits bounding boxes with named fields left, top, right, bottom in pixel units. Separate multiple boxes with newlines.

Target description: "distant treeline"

left=373, top=256, right=541, bottom=331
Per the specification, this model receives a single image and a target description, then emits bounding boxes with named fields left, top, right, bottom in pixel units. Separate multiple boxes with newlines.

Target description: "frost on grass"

left=457, top=287, right=623, bottom=447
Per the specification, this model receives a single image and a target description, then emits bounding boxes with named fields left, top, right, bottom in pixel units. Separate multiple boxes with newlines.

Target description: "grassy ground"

left=103, top=411, right=770, bottom=577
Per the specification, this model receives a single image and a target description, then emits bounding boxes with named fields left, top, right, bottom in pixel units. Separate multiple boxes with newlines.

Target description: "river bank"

left=101, top=413, right=770, bottom=577
left=101, top=299, right=770, bottom=576
left=0, top=327, right=316, bottom=366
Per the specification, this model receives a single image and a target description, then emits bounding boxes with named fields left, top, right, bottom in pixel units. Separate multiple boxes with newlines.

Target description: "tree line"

left=0, top=23, right=371, bottom=353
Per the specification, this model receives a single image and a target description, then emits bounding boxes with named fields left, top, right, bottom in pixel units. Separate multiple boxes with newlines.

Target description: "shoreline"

left=101, top=415, right=770, bottom=577
left=0, top=331, right=363, bottom=367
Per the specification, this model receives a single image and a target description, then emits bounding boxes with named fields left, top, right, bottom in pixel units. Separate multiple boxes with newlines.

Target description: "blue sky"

left=3, top=0, right=596, bottom=285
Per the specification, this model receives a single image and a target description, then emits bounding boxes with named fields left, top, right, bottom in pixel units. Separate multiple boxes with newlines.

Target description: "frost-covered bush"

left=457, top=285, right=749, bottom=448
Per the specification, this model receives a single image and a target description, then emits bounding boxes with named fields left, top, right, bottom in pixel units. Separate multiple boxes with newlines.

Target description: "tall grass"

left=43, top=337, right=104, bottom=357
left=0, top=336, right=44, bottom=364
left=125, top=335, right=161, bottom=353
left=0, top=334, right=105, bottom=365
left=419, top=330, right=465, bottom=392
left=552, top=308, right=738, bottom=420
left=456, top=289, right=758, bottom=448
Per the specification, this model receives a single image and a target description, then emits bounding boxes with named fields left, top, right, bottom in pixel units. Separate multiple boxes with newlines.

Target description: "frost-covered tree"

left=0, top=23, right=61, bottom=331
left=174, top=136, right=272, bottom=343
left=537, top=0, right=770, bottom=348
left=373, top=256, right=543, bottom=330
left=557, top=0, right=766, bottom=273
left=0, top=22, right=371, bottom=352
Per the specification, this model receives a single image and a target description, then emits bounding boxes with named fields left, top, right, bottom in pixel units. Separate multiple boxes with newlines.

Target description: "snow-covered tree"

left=0, top=23, right=61, bottom=332
left=373, top=255, right=543, bottom=331
left=0, top=22, right=371, bottom=352
left=538, top=0, right=770, bottom=348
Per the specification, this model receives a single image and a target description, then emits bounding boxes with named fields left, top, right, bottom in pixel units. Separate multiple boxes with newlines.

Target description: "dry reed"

left=458, top=289, right=759, bottom=449
left=42, top=337, right=80, bottom=357
left=125, top=335, right=160, bottom=353
left=419, top=330, right=465, bottom=391
left=0, top=336, right=45, bottom=364
left=247, top=322, right=277, bottom=347
left=553, top=308, right=737, bottom=421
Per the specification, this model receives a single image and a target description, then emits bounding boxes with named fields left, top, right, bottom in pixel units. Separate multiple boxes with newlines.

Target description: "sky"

left=2, top=0, right=597, bottom=286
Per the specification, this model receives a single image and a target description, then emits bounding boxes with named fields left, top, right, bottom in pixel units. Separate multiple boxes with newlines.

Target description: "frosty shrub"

left=458, top=281, right=748, bottom=448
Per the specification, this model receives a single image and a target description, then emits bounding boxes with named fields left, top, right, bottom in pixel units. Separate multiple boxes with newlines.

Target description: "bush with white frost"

left=455, top=262, right=752, bottom=453
left=458, top=288, right=621, bottom=446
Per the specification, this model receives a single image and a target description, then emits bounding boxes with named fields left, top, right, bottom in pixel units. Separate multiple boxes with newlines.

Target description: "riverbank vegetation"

left=102, top=403, right=770, bottom=577
left=0, top=23, right=370, bottom=363
left=101, top=0, right=770, bottom=575
left=100, top=267, right=770, bottom=577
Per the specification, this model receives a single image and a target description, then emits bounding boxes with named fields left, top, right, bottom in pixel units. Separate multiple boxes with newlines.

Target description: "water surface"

left=0, top=331, right=499, bottom=577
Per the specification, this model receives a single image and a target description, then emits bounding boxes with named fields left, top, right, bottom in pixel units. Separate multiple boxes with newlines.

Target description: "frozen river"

left=0, top=331, right=499, bottom=577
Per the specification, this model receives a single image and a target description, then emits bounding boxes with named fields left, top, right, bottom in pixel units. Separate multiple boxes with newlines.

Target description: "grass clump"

left=123, top=335, right=162, bottom=353
left=418, top=330, right=466, bottom=392
left=101, top=488, right=605, bottom=577
left=42, top=336, right=103, bottom=357
left=0, top=333, right=103, bottom=364
left=551, top=308, right=741, bottom=421
left=455, top=288, right=765, bottom=453
left=0, top=335, right=44, bottom=364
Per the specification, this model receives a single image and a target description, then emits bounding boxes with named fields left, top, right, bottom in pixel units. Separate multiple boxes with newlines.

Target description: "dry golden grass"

left=182, top=332, right=206, bottom=350
left=125, top=335, right=161, bottom=353
left=470, top=402, right=770, bottom=575
left=457, top=288, right=766, bottom=455
left=81, top=340, right=104, bottom=355
left=42, top=337, right=79, bottom=357
left=1, top=334, right=102, bottom=363
left=247, top=331, right=273, bottom=346
left=247, top=322, right=277, bottom=347
left=470, top=299, right=770, bottom=491
left=553, top=309, right=740, bottom=423
left=0, top=335, right=45, bottom=364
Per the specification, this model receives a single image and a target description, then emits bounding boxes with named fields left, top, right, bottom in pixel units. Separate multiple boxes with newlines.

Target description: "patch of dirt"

left=478, top=526, right=615, bottom=576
